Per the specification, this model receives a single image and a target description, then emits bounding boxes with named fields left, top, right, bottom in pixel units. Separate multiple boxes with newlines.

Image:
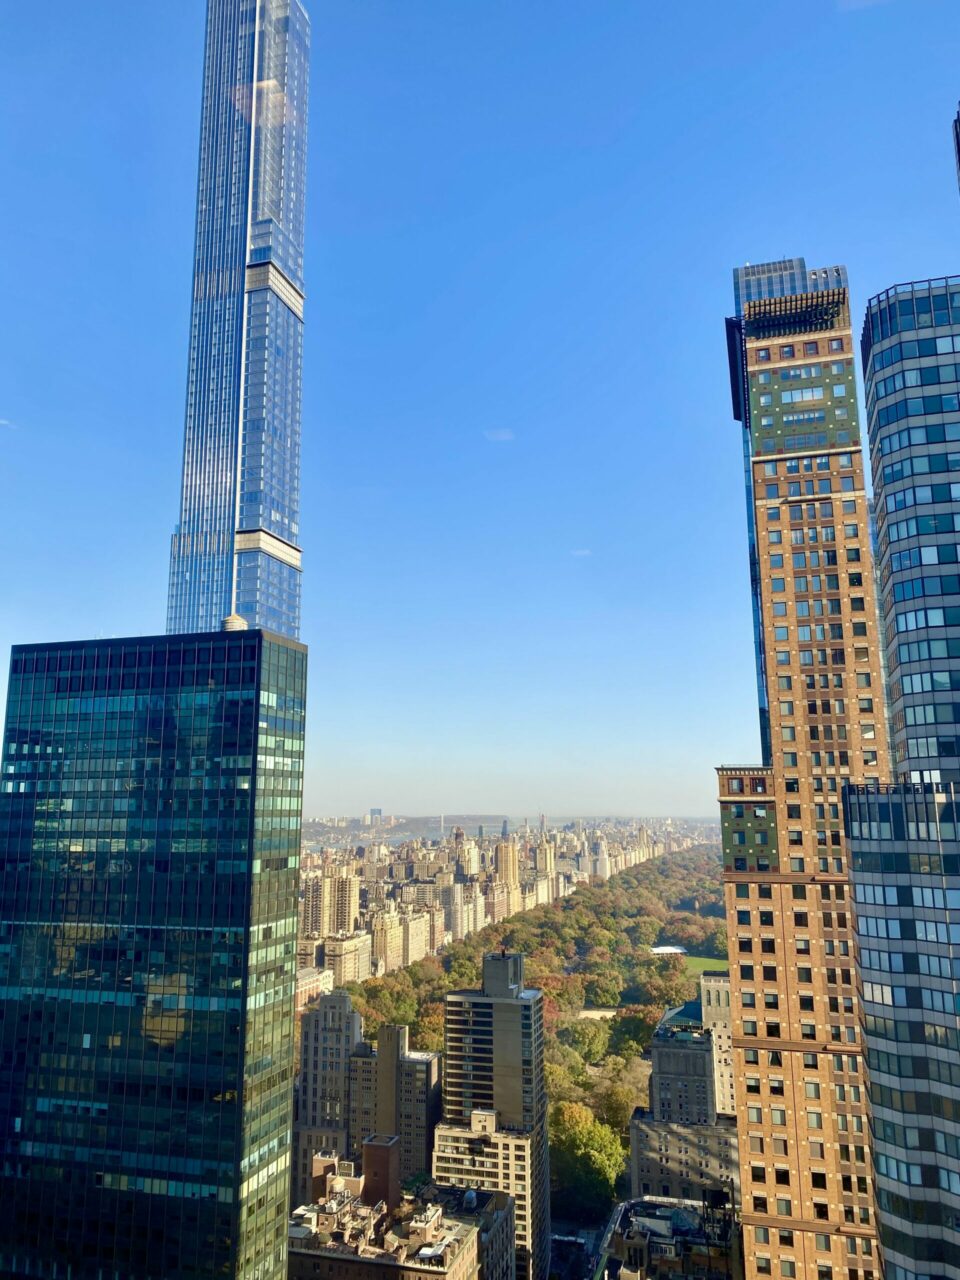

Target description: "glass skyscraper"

left=167, top=0, right=310, bottom=640
left=0, top=630, right=306, bottom=1279
left=845, top=275, right=960, bottom=1280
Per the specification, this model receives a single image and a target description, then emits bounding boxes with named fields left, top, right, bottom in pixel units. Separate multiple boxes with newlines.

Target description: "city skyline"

left=4, top=2, right=960, bottom=814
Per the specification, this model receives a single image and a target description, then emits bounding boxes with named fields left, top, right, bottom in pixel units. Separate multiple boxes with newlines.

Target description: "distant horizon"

left=303, top=812, right=720, bottom=824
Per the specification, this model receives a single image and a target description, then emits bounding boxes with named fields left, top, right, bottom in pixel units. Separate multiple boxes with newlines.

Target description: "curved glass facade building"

left=167, top=0, right=309, bottom=639
left=846, top=277, right=960, bottom=1280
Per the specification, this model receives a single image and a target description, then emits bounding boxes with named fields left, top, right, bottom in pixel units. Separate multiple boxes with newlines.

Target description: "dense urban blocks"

left=0, top=630, right=306, bottom=1279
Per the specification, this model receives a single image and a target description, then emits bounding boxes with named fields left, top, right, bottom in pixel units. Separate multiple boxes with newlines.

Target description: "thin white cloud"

left=483, top=428, right=514, bottom=443
left=0, top=419, right=18, bottom=430
left=571, top=549, right=592, bottom=558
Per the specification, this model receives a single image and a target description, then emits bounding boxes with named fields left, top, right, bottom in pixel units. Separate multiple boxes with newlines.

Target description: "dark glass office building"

left=0, top=629, right=306, bottom=1280
left=845, top=277, right=960, bottom=1280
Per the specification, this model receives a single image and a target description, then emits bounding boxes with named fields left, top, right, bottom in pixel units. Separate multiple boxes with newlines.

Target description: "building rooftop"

left=596, top=1195, right=737, bottom=1277
left=288, top=1192, right=479, bottom=1273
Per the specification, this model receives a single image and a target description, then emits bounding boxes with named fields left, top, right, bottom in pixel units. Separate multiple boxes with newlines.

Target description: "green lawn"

left=683, top=954, right=728, bottom=978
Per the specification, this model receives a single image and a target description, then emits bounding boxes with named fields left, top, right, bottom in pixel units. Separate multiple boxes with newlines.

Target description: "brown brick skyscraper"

left=718, top=259, right=889, bottom=1280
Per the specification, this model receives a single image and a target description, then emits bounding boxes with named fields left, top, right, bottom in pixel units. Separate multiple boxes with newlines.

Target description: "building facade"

left=629, top=988, right=738, bottom=1205
left=700, top=971, right=735, bottom=1116
left=718, top=259, right=890, bottom=1280
left=433, top=1113, right=535, bottom=1279
left=348, top=1025, right=442, bottom=1184
left=0, top=629, right=306, bottom=1280
left=323, top=932, right=373, bottom=985
left=294, top=991, right=364, bottom=1205
left=435, top=953, right=550, bottom=1280
left=167, top=0, right=310, bottom=639
left=844, top=274, right=960, bottom=1280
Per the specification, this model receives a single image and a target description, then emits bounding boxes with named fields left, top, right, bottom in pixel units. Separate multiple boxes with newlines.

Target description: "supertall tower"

left=167, top=0, right=309, bottom=639
left=718, top=259, right=890, bottom=1280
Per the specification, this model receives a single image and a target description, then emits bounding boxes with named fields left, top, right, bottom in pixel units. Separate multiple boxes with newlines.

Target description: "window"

left=781, top=345, right=795, bottom=358
left=758, top=348, right=771, bottom=362
left=804, top=341, right=819, bottom=355
left=829, top=338, right=843, bottom=352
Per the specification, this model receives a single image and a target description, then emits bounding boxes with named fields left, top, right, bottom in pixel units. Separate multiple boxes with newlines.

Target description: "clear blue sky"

left=2, top=0, right=958, bottom=817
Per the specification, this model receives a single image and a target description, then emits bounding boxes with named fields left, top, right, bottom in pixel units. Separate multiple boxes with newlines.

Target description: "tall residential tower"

left=845, top=275, right=960, bottom=1280
left=433, top=952, right=550, bottom=1280
left=719, top=259, right=889, bottom=1280
left=167, top=0, right=310, bottom=639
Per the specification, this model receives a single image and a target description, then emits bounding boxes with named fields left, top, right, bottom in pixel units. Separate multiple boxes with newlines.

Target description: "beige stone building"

left=433, top=1113, right=533, bottom=1279
left=348, top=1025, right=442, bottom=1184
left=293, top=991, right=364, bottom=1205
left=700, top=971, right=735, bottom=1117
left=629, top=989, right=739, bottom=1205
left=323, top=931, right=372, bottom=985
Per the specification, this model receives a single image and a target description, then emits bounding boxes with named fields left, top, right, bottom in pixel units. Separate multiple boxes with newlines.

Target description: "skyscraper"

left=718, top=259, right=890, bottom=1280
left=0, top=630, right=307, bottom=1279
left=432, top=952, right=550, bottom=1280
left=844, top=273, right=960, bottom=1280
left=167, top=0, right=310, bottom=639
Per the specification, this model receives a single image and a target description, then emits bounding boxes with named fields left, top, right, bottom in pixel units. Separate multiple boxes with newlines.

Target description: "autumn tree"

left=548, top=1102, right=625, bottom=1222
